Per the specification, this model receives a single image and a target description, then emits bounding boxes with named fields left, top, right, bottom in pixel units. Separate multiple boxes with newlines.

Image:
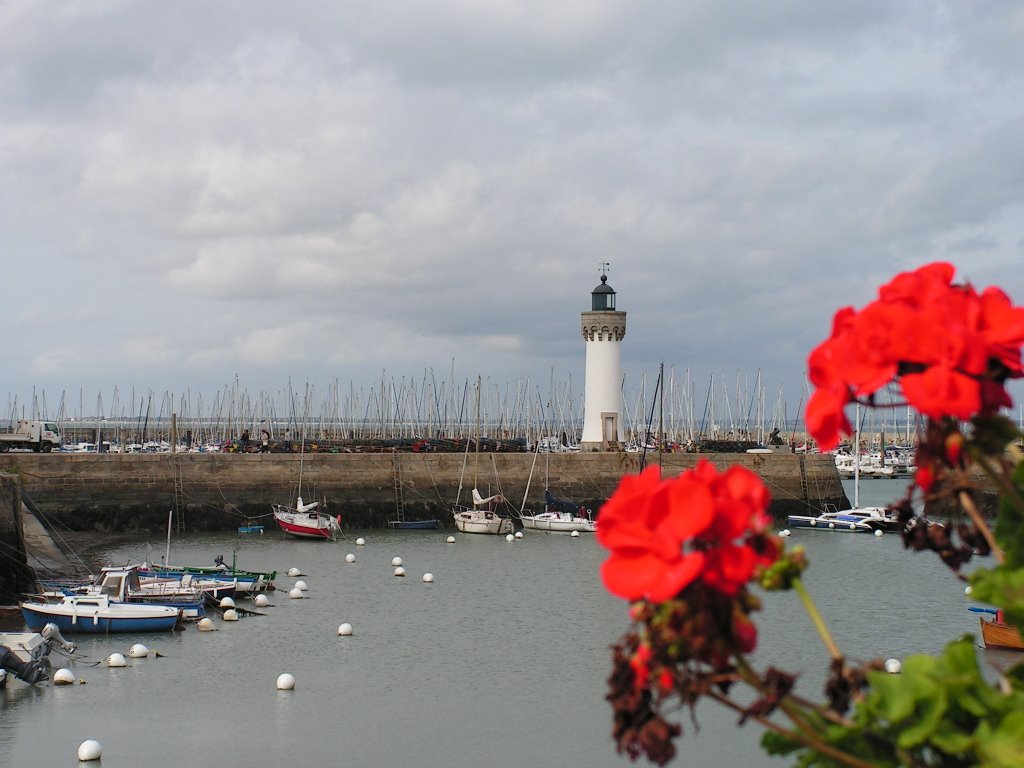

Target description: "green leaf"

left=977, top=711, right=1024, bottom=768
left=896, top=686, right=946, bottom=748
left=930, top=728, right=975, bottom=755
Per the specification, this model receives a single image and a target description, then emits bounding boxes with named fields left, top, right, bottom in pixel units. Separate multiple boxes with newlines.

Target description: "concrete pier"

left=2, top=451, right=847, bottom=534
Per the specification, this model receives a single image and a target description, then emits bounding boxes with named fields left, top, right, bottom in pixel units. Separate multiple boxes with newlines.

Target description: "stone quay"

left=3, top=451, right=846, bottom=534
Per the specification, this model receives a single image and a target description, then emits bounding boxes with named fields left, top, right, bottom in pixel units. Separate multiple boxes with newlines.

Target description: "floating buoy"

left=197, top=617, right=216, bottom=631
left=288, top=587, right=303, bottom=599
left=884, top=658, right=902, bottom=674
left=223, top=608, right=239, bottom=621
left=514, top=531, right=524, bottom=539
left=874, top=529, right=884, bottom=537
left=828, top=522, right=835, bottom=529
left=779, top=529, right=791, bottom=537
left=849, top=523, right=857, bottom=530
left=423, top=573, right=434, bottom=583
left=107, top=652, right=127, bottom=668
left=219, top=596, right=235, bottom=609
left=254, top=593, right=270, bottom=607
left=77, top=739, right=102, bottom=762
left=295, top=580, right=308, bottom=591
left=394, top=566, right=406, bottom=577
left=356, top=537, right=366, bottom=546
left=54, top=668, right=76, bottom=685
left=345, top=553, right=356, bottom=563
left=965, top=585, right=973, bottom=596
left=338, top=622, right=353, bottom=636
left=505, top=534, right=514, bottom=542
left=287, top=567, right=301, bottom=577
left=570, top=530, right=580, bottom=538
left=129, top=643, right=149, bottom=658
left=276, top=673, right=296, bottom=690
left=809, top=519, right=816, bottom=526
left=392, top=556, right=403, bottom=566
left=446, top=536, right=455, bottom=544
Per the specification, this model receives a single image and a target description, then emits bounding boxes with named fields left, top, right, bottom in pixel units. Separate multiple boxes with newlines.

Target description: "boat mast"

left=853, top=401, right=861, bottom=509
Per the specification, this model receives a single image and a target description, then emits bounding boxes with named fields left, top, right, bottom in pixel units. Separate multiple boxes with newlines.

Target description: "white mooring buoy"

left=338, top=622, right=353, bottom=636
left=884, top=658, right=902, bottom=674
left=345, top=553, right=356, bottom=563
left=570, top=530, right=580, bottom=538
left=874, top=529, right=884, bottom=537
left=197, top=617, right=216, bottom=631
left=422, top=573, right=434, bottom=583
left=129, top=643, right=149, bottom=658
left=77, top=739, right=102, bottom=762
left=295, top=580, right=308, bottom=591
left=514, top=531, right=524, bottom=539
left=219, top=596, right=235, bottom=609
left=505, top=533, right=514, bottom=542
left=356, top=537, right=366, bottom=546
left=288, top=587, right=303, bottom=599
left=106, top=652, right=127, bottom=668
left=54, top=668, right=76, bottom=685
left=391, top=556, right=403, bottom=566
left=394, top=566, right=406, bottom=577
left=223, top=608, right=239, bottom=621
left=276, top=673, right=296, bottom=690
left=446, top=535, right=455, bottom=544
left=287, top=567, right=301, bottom=577
left=255, top=593, right=270, bottom=608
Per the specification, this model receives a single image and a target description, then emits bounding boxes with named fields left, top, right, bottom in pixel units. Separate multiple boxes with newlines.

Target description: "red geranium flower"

left=597, top=461, right=775, bottom=602
left=806, top=262, right=1024, bottom=450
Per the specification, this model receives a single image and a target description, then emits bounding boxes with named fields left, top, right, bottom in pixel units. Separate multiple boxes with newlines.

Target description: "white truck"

left=0, top=420, right=62, bottom=453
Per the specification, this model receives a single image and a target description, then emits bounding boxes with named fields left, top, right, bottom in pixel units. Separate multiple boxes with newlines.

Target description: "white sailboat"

left=451, top=377, right=514, bottom=535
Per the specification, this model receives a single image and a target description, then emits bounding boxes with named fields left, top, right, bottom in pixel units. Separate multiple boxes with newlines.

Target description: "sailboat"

left=451, top=377, right=514, bottom=535
left=272, top=416, right=341, bottom=540
left=518, top=441, right=596, bottom=532
left=786, top=403, right=900, bottom=533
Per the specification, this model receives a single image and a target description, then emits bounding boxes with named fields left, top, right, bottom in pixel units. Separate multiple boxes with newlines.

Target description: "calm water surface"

left=0, top=478, right=1000, bottom=767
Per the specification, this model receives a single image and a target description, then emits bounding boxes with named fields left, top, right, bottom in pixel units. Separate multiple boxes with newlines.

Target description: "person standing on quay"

left=240, top=429, right=250, bottom=452
left=260, top=429, right=271, bottom=453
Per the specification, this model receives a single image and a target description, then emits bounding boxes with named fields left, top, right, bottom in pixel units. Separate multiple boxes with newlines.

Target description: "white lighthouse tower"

left=580, top=265, right=626, bottom=451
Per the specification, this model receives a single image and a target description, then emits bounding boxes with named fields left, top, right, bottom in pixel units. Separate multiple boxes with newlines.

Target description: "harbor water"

left=0, top=478, right=1004, bottom=768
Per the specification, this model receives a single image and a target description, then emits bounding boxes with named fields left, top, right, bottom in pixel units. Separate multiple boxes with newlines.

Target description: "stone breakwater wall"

left=1, top=452, right=847, bottom=534
left=1, top=472, right=36, bottom=601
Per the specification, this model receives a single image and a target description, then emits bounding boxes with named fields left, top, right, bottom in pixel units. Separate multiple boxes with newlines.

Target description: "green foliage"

left=762, top=637, right=1024, bottom=767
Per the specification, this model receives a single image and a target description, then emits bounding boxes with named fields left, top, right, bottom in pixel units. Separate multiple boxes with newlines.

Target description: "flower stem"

left=705, top=689, right=875, bottom=768
left=958, top=490, right=1004, bottom=566
left=793, top=577, right=843, bottom=660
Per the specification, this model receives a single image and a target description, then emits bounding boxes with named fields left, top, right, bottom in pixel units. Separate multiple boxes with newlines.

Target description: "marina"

left=0, top=478, right=1004, bottom=767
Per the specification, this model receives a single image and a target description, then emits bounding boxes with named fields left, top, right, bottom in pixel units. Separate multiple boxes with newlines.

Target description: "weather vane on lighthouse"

left=598, top=261, right=610, bottom=278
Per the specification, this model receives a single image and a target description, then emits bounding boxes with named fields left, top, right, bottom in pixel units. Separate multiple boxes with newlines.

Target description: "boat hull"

left=521, top=514, right=596, bottom=533
left=387, top=519, right=441, bottom=529
left=980, top=617, right=1024, bottom=650
left=453, top=512, right=514, bottom=535
left=786, top=515, right=873, bottom=532
left=20, top=602, right=180, bottom=634
left=275, top=517, right=336, bottom=539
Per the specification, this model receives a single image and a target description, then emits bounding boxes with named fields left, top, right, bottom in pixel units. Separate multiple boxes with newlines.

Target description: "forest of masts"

left=4, top=368, right=924, bottom=449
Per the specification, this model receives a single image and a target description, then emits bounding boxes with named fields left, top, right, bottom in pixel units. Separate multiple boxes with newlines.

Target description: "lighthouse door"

left=602, top=415, right=617, bottom=443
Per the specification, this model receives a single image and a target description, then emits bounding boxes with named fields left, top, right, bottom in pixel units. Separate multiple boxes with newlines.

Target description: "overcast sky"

left=3, top=1, right=1024, bottom=429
